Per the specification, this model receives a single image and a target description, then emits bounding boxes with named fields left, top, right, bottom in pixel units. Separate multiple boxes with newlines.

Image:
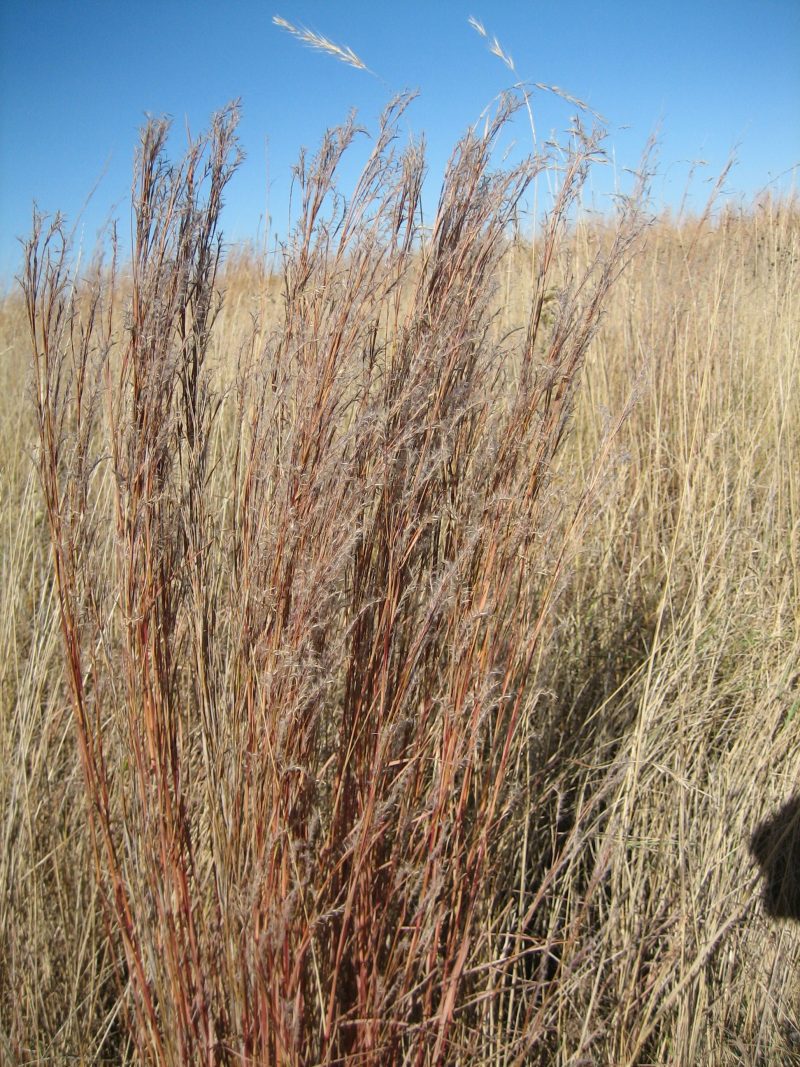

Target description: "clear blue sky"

left=1, top=0, right=798, bottom=281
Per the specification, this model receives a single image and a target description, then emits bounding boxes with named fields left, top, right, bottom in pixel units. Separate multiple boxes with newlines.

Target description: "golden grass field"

left=0, top=98, right=798, bottom=1065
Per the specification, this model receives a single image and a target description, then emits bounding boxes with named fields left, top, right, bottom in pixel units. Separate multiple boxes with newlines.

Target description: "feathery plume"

left=273, top=15, right=372, bottom=73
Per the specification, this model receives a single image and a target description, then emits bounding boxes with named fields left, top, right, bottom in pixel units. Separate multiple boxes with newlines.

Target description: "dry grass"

left=1, top=93, right=798, bottom=1066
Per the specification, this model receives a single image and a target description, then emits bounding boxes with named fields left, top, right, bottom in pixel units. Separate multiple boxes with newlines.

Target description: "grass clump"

left=2, top=90, right=799, bottom=1066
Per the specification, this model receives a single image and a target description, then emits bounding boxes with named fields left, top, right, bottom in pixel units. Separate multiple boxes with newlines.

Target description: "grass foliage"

left=1, top=95, right=799, bottom=1065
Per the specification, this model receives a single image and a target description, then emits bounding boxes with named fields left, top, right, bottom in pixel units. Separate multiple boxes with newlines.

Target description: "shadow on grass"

left=751, top=794, right=800, bottom=922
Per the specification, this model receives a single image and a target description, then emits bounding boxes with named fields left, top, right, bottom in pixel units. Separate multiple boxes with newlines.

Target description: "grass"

left=1, top=90, right=798, bottom=1066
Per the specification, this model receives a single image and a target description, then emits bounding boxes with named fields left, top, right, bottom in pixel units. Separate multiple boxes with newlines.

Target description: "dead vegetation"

left=1, top=96, right=798, bottom=1065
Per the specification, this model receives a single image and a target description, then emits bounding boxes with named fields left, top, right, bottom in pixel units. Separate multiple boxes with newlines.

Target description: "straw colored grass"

left=1, top=95, right=798, bottom=1066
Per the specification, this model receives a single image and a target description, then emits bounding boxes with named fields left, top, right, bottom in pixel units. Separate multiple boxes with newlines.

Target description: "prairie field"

left=0, top=101, right=798, bottom=1065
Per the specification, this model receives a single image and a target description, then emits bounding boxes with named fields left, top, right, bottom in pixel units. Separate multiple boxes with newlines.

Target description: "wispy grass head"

left=273, top=15, right=372, bottom=74
left=468, top=15, right=516, bottom=73
left=469, top=15, right=602, bottom=124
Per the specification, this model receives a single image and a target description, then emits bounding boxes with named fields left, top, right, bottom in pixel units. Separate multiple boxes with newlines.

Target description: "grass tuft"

left=2, top=87, right=798, bottom=1067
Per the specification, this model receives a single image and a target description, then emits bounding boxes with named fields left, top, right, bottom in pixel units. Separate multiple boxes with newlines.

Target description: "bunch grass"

left=1, top=92, right=798, bottom=1066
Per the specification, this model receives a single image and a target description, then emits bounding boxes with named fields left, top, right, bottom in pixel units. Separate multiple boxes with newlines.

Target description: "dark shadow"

left=750, top=794, right=800, bottom=922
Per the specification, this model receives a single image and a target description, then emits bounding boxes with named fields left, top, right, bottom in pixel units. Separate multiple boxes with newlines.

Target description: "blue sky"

left=1, top=0, right=798, bottom=281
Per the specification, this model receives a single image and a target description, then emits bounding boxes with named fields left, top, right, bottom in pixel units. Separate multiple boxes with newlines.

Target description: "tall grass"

left=2, top=93, right=799, bottom=1066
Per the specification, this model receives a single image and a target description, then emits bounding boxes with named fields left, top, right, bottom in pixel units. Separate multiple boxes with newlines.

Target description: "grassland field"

left=0, top=101, right=798, bottom=1065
